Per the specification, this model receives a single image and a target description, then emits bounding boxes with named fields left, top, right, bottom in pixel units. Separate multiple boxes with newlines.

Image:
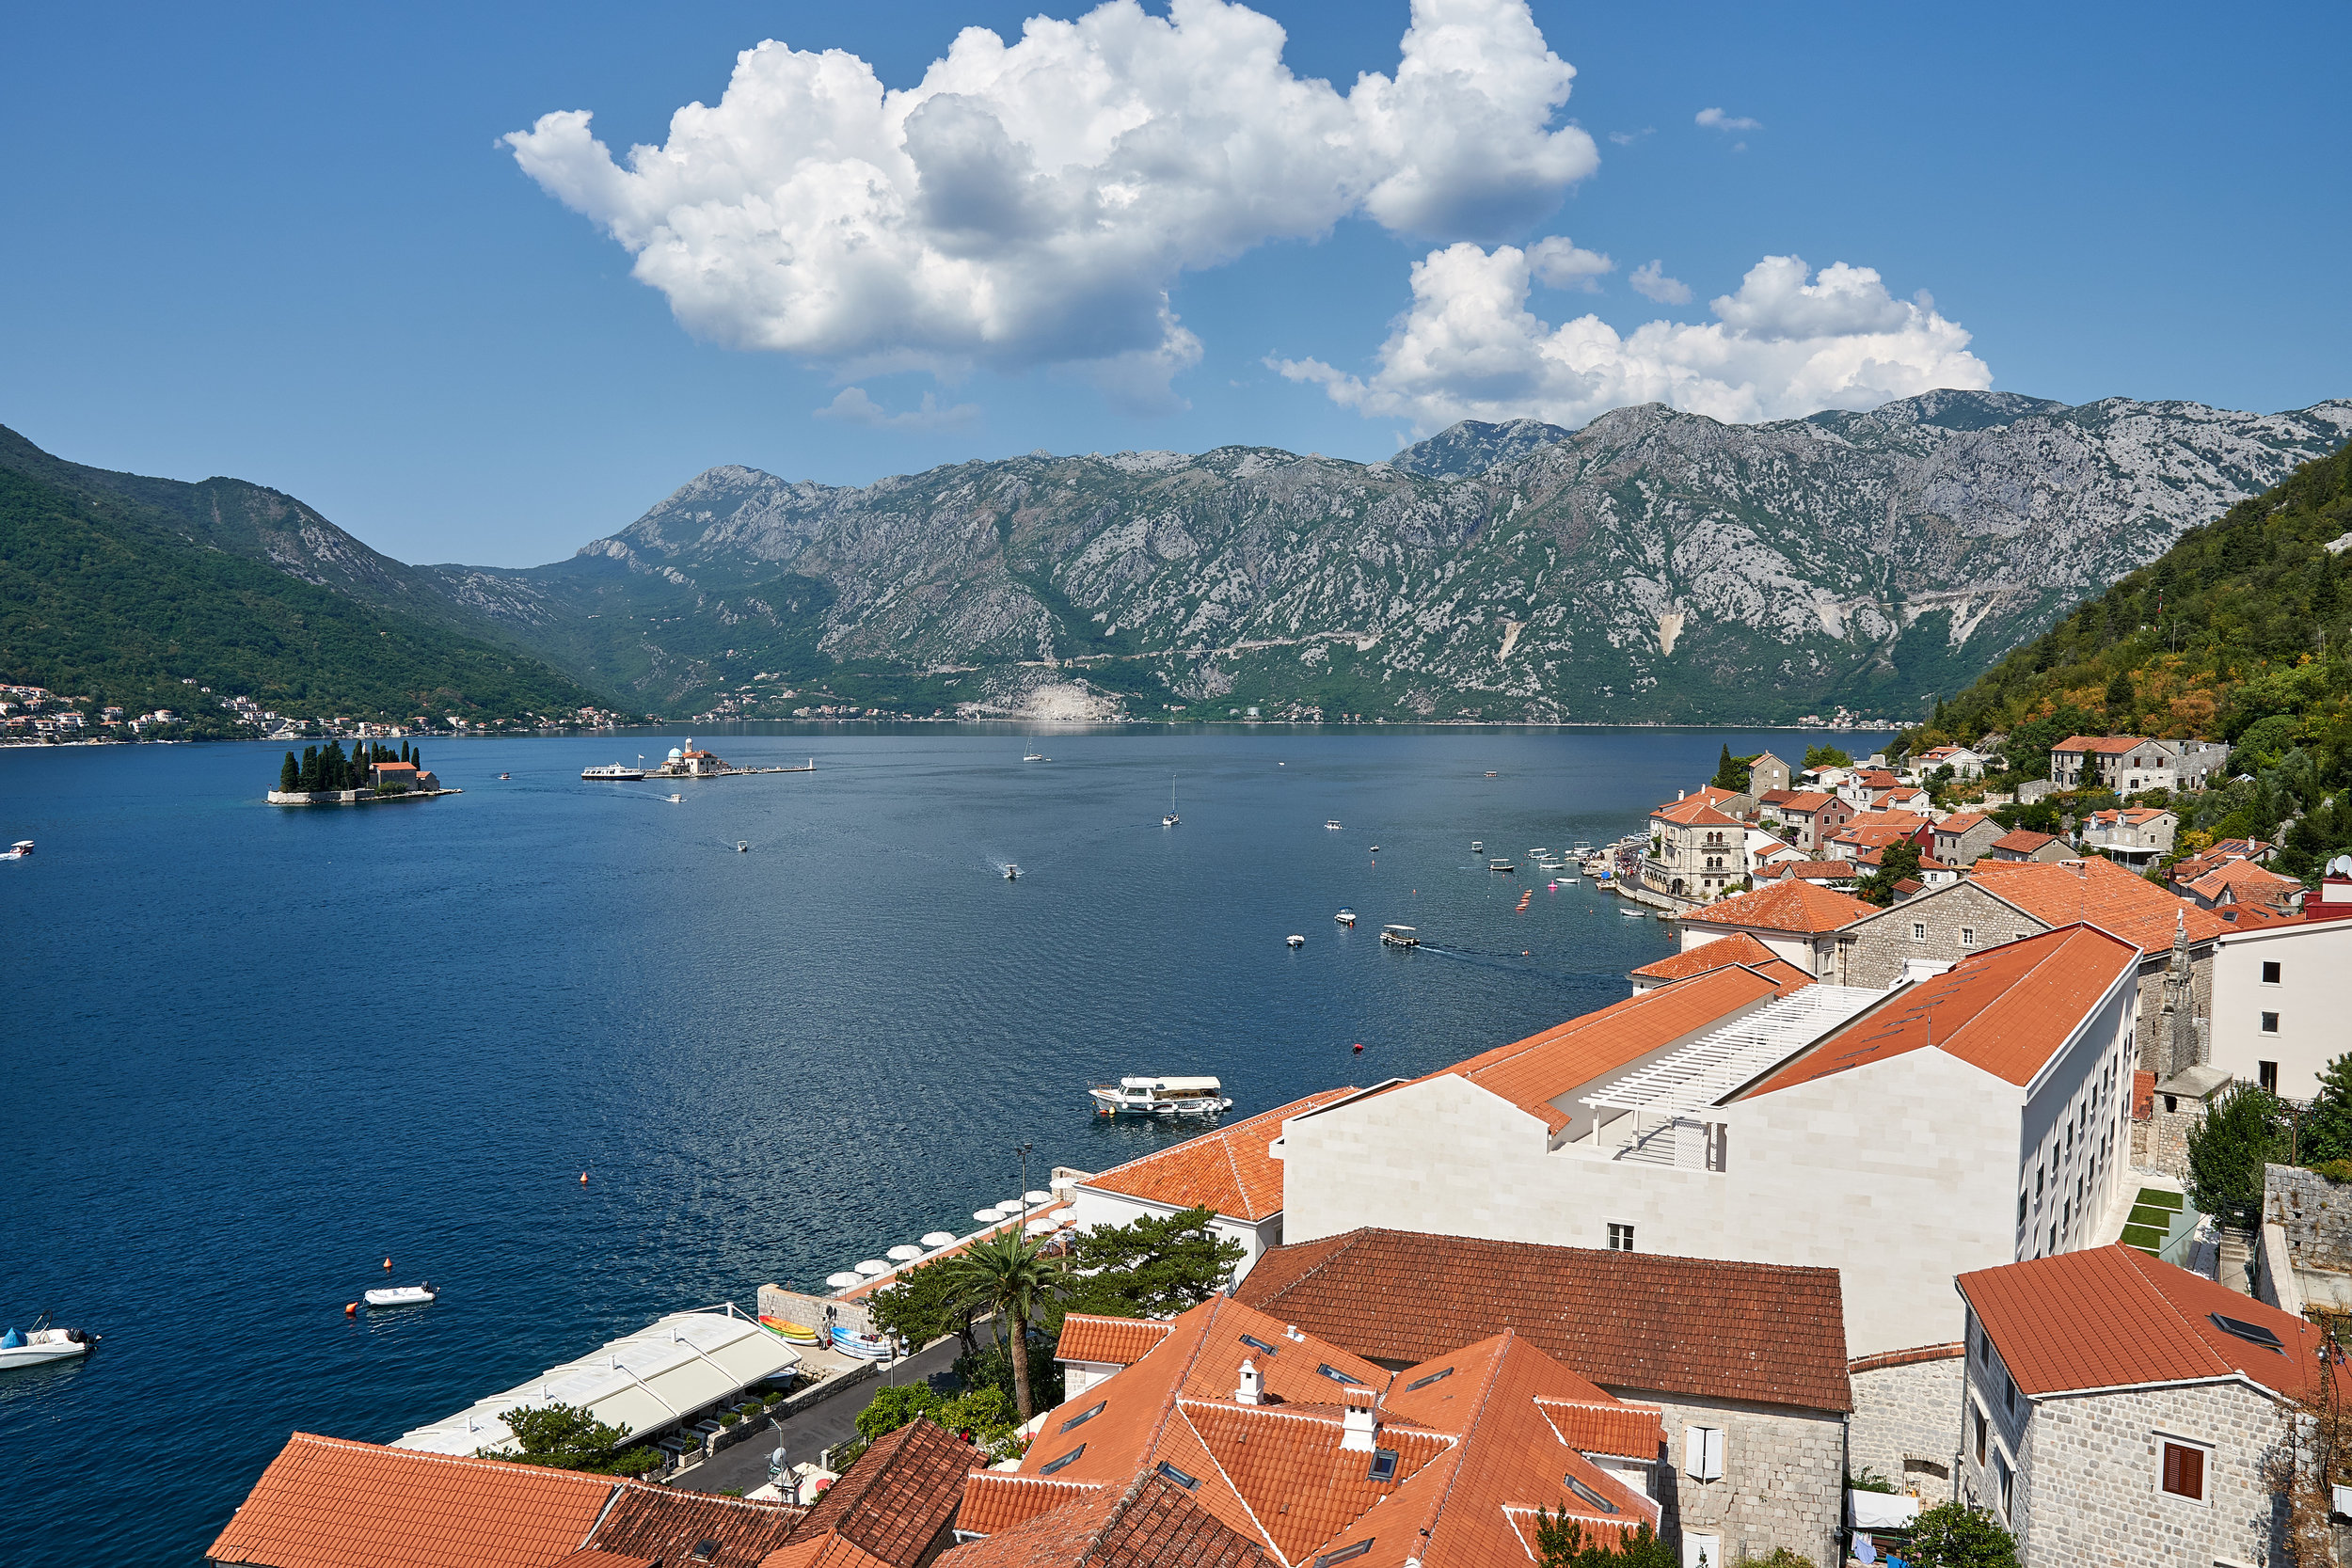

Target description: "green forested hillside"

left=1910, top=439, right=2352, bottom=877
left=0, top=463, right=612, bottom=725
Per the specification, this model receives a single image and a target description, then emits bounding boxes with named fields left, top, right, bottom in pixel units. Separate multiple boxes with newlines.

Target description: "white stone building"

left=2208, top=916, right=2352, bottom=1100
left=1956, top=1243, right=2334, bottom=1567
left=1645, top=793, right=1751, bottom=905
left=1280, top=925, right=2144, bottom=1359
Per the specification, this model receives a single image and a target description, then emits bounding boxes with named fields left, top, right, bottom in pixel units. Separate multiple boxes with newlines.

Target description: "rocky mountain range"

left=17, top=393, right=2347, bottom=725
left=410, top=391, right=2352, bottom=723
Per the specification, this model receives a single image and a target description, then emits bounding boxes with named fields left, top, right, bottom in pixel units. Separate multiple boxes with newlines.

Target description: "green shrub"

left=1846, top=1465, right=1898, bottom=1494
left=718, top=1411, right=739, bottom=1427
left=1907, top=1501, right=2019, bottom=1567
left=2311, top=1159, right=2352, bottom=1184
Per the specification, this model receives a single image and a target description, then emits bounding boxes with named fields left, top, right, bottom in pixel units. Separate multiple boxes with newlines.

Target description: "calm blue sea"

left=0, top=723, right=1883, bottom=1562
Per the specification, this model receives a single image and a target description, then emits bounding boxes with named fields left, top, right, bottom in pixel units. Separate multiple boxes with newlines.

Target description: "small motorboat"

left=1163, top=813, right=1179, bottom=827
left=1335, top=909, right=1357, bottom=925
left=365, top=1283, right=437, bottom=1308
left=1619, top=907, right=1648, bottom=918
left=736, top=841, right=750, bottom=852
left=1556, top=875, right=1580, bottom=885
left=1, top=840, right=31, bottom=861
left=667, top=793, right=683, bottom=803
left=1326, top=819, right=1343, bottom=831
left=1286, top=934, right=1305, bottom=948
left=1003, top=863, right=1021, bottom=879
left=1489, top=860, right=1516, bottom=873
left=1470, top=840, right=1483, bottom=853
left=0, top=1316, right=94, bottom=1370
left=1023, top=752, right=1050, bottom=762
left=1380, top=924, right=1420, bottom=949
left=1089, top=1075, right=1232, bottom=1117
left=1485, top=771, right=1498, bottom=778
left=498, top=772, right=511, bottom=780
left=1368, top=844, right=1379, bottom=852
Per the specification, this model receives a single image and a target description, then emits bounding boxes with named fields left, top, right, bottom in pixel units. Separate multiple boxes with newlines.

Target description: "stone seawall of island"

left=267, top=786, right=462, bottom=805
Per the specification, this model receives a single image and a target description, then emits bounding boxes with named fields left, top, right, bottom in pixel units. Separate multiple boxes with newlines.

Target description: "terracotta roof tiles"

left=1679, top=878, right=1875, bottom=935
left=1741, top=924, right=2138, bottom=1095
left=1628, top=934, right=1778, bottom=981
left=1055, top=1315, right=1175, bottom=1368
left=1081, top=1091, right=1357, bottom=1221
left=1990, top=830, right=2058, bottom=853
left=941, top=1474, right=1271, bottom=1568
left=787, top=1418, right=981, bottom=1568
left=1969, top=856, right=2230, bottom=954
left=954, top=1476, right=1104, bottom=1539
left=756, top=1537, right=896, bottom=1568
left=1532, top=1399, right=1666, bottom=1462
left=590, top=1490, right=803, bottom=1568
left=1960, top=1244, right=2343, bottom=1402
left=1773, top=791, right=1839, bottom=814
left=1234, top=1228, right=1850, bottom=1412
left=1651, top=797, right=1741, bottom=828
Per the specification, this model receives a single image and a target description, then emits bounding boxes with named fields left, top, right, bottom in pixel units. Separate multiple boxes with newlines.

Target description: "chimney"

left=1340, top=1386, right=1379, bottom=1452
left=1677, top=789, right=1686, bottom=801
left=1236, top=1358, right=1263, bottom=1406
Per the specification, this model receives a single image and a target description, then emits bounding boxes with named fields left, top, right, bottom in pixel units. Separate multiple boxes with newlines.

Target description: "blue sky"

left=3, top=2, right=2346, bottom=567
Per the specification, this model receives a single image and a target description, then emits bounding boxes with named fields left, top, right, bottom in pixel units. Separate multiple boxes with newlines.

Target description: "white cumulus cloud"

left=1274, top=246, right=1992, bottom=433
left=1628, top=259, right=1690, bottom=304
left=1695, top=106, right=1759, bottom=132
left=503, top=0, right=1598, bottom=406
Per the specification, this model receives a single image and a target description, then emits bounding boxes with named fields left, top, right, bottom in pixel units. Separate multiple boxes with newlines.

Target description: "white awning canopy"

left=392, top=1307, right=799, bottom=1457
left=1581, top=984, right=1886, bottom=1119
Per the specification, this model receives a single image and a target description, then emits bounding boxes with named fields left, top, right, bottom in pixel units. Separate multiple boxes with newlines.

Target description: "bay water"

left=0, top=723, right=1879, bottom=1561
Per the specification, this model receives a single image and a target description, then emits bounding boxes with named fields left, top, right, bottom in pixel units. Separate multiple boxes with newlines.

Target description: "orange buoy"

left=1352, top=1042, right=1364, bottom=1053
left=345, top=1303, right=357, bottom=1316
left=580, top=1171, right=589, bottom=1184
left=383, top=1258, right=392, bottom=1270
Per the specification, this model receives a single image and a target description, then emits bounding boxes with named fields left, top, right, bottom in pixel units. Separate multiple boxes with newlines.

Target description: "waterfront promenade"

left=676, top=1332, right=972, bottom=1496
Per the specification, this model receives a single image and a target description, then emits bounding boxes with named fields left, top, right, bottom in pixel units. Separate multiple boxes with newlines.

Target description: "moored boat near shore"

left=1088, top=1075, right=1232, bottom=1117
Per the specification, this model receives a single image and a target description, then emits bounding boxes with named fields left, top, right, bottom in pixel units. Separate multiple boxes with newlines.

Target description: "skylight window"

left=1317, top=1363, right=1366, bottom=1386
left=2209, top=1312, right=2285, bottom=1353
left=1313, top=1543, right=1374, bottom=1567
left=1368, top=1448, right=1400, bottom=1481
left=1156, top=1460, right=1199, bottom=1489
left=1564, top=1474, right=1619, bottom=1514
left=1238, top=1333, right=1279, bottom=1357
left=1040, top=1444, right=1086, bottom=1475
left=1058, top=1401, right=1105, bottom=1433
left=1404, top=1367, right=1454, bottom=1392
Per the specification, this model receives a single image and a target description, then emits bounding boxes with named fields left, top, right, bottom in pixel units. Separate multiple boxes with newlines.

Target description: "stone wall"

left=1848, top=1348, right=1964, bottom=1495
left=757, top=1283, right=881, bottom=1339
left=2264, top=1163, right=2352, bottom=1273
left=1831, top=882, right=2044, bottom=988
left=1628, top=1392, right=1842, bottom=1568
left=2012, top=1381, right=2288, bottom=1567
left=2136, top=1101, right=2199, bottom=1179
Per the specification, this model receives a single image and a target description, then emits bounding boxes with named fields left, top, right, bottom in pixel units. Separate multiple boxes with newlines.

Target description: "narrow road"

left=674, top=1333, right=975, bottom=1496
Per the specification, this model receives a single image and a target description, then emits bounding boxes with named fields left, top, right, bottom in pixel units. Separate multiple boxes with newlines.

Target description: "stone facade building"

left=1767, top=791, right=1855, bottom=854
left=1931, top=811, right=2004, bottom=867
left=1956, top=1244, right=2330, bottom=1568
left=1847, top=1345, right=1965, bottom=1497
left=1644, top=793, right=1750, bottom=905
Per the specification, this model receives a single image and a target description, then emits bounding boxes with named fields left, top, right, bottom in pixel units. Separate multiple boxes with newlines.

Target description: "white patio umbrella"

left=886, top=1244, right=925, bottom=1262
left=1024, top=1190, right=1054, bottom=1204
left=824, top=1272, right=862, bottom=1290
left=853, top=1259, right=890, bottom=1275
left=974, top=1210, right=1002, bottom=1224
left=920, top=1231, right=958, bottom=1248
left=1025, top=1217, right=1059, bottom=1235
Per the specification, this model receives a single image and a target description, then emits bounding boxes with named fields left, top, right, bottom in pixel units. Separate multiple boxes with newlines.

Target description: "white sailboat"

left=1163, top=776, right=1179, bottom=828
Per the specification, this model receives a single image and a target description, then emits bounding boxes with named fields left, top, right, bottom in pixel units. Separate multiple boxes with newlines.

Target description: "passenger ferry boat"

left=580, top=763, right=645, bottom=781
left=1089, top=1076, right=1232, bottom=1117
left=1379, top=924, right=1420, bottom=948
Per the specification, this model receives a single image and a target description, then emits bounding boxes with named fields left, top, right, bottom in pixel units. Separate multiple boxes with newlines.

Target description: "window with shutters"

left=2160, top=1439, right=2207, bottom=1501
left=1684, top=1425, right=1724, bottom=1481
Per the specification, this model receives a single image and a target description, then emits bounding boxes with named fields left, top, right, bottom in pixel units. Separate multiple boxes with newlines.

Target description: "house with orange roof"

left=1060, top=1089, right=1362, bottom=1288
left=1279, top=926, right=2145, bottom=1361
left=2182, top=856, right=2303, bottom=916
left=2169, top=836, right=2276, bottom=889
left=1763, top=790, right=1855, bottom=853
left=1956, top=1245, right=2344, bottom=1567
left=1754, top=858, right=1861, bottom=892
left=1674, top=877, right=1877, bottom=975
left=1986, top=828, right=2068, bottom=863
left=1643, top=792, right=1749, bottom=905
left=1232, top=1228, right=1854, bottom=1568
left=1909, top=743, right=1988, bottom=782
left=1627, top=932, right=1811, bottom=994
left=2076, top=805, right=2178, bottom=869
left=1931, top=811, right=2003, bottom=867
left=1825, top=856, right=2233, bottom=1082
left=1826, top=816, right=1931, bottom=864
left=946, top=1294, right=1664, bottom=1568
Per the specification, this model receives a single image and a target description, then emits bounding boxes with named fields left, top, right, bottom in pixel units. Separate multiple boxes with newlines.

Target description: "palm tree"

left=940, top=1230, right=1065, bottom=1419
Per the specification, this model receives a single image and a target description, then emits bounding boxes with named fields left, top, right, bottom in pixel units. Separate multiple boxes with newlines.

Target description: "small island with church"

left=645, top=738, right=815, bottom=779
left=267, top=740, right=461, bottom=805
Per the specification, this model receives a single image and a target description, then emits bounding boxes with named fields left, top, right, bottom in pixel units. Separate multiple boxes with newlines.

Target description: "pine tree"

left=299, top=746, right=319, bottom=791
left=2106, top=668, right=2135, bottom=721
left=279, top=752, right=299, bottom=792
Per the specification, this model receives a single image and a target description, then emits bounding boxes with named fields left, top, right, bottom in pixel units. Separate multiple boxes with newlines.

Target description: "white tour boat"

left=1379, top=924, right=1420, bottom=949
left=1335, top=908, right=1357, bottom=925
left=1089, top=1076, right=1232, bottom=1117
left=0, top=1317, right=94, bottom=1370
left=580, top=763, right=645, bottom=781
left=1286, top=934, right=1305, bottom=947
left=1325, top=819, right=1343, bottom=831
left=365, top=1283, right=438, bottom=1307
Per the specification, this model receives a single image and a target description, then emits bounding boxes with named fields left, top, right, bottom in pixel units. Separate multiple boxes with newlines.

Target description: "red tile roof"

left=1937, top=813, right=1991, bottom=833
left=786, top=1418, right=980, bottom=1568
left=1679, top=878, right=1875, bottom=935
left=1433, top=966, right=1789, bottom=1132
left=2053, top=736, right=2150, bottom=755
left=1959, top=1244, right=2344, bottom=1402
left=2186, top=859, right=2302, bottom=905
left=1757, top=789, right=1801, bottom=806
left=205, top=1433, right=801, bottom=1568
left=1651, top=796, right=1741, bottom=828
left=972, top=1298, right=1661, bottom=1568
left=757, top=1537, right=895, bottom=1568
left=942, top=1474, right=1270, bottom=1568
left=1629, top=933, right=1778, bottom=980
left=1056, top=1315, right=1175, bottom=1367
left=1766, top=860, right=1857, bottom=882
left=1082, top=1090, right=1357, bottom=1221
left=1533, top=1398, right=1666, bottom=1461
left=1235, top=1228, right=1850, bottom=1413
left=954, top=1476, right=1104, bottom=1540
left=1990, top=830, right=2058, bottom=854
left=1773, top=791, right=1841, bottom=814
left=1969, top=856, right=2230, bottom=954
left=1741, top=924, right=2138, bottom=1095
